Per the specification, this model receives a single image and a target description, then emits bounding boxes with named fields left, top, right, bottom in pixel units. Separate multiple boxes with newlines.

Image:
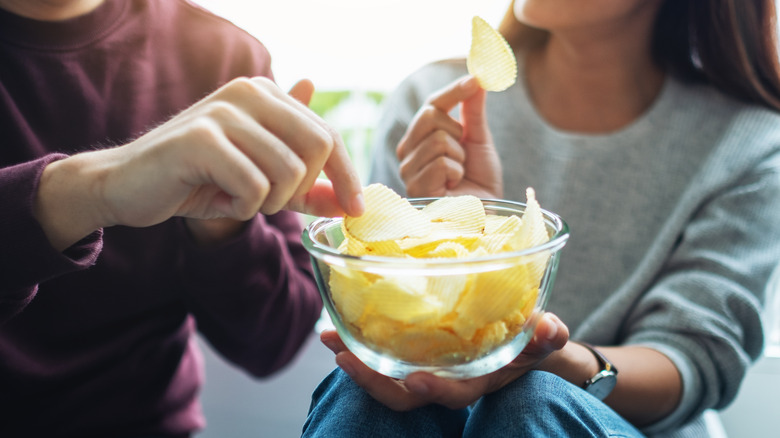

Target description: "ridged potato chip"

left=452, top=265, right=537, bottom=339
left=365, top=277, right=440, bottom=324
left=422, top=195, right=486, bottom=234
left=467, top=16, right=517, bottom=92
left=508, top=188, right=551, bottom=286
left=329, top=266, right=372, bottom=324
left=344, top=183, right=432, bottom=242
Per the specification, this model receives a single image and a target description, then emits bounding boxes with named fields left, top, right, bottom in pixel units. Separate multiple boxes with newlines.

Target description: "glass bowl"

left=302, top=198, right=569, bottom=379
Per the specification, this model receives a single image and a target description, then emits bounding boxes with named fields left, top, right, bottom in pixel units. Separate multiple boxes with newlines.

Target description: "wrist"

left=535, top=340, right=601, bottom=388
left=33, top=152, right=112, bottom=251
left=184, top=217, right=249, bottom=247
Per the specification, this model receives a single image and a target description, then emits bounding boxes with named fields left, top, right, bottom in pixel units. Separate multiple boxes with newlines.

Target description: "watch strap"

left=578, top=342, right=618, bottom=375
left=576, top=341, right=619, bottom=400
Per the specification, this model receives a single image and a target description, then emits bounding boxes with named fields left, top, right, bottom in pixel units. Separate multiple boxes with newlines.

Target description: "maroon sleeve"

left=0, top=154, right=102, bottom=323
left=175, top=211, right=322, bottom=377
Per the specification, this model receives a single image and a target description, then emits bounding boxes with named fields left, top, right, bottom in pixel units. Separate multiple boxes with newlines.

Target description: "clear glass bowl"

left=302, top=198, right=569, bottom=379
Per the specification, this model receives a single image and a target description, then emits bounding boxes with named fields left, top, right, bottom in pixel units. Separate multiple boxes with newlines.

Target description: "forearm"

left=538, top=342, right=681, bottom=427
left=179, top=212, right=322, bottom=376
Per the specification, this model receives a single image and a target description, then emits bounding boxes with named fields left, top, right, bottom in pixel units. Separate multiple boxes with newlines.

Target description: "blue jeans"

left=302, top=369, right=644, bottom=437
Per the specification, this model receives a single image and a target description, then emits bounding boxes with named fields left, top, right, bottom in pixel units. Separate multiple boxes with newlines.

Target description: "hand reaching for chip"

left=34, top=77, right=365, bottom=251
left=320, top=312, right=569, bottom=411
left=396, top=76, right=503, bottom=199
left=396, top=17, right=516, bottom=199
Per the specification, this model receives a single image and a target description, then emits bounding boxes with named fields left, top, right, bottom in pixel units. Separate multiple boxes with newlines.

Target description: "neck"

left=0, top=0, right=104, bottom=21
left=525, top=13, right=664, bottom=133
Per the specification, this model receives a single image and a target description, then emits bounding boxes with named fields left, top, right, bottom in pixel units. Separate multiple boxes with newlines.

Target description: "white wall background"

left=192, top=0, right=509, bottom=92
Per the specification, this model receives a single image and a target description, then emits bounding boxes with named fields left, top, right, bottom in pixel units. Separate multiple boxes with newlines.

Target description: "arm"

left=0, top=155, right=102, bottom=324
left=610, top=156, right=780, bottom=432
left=32, top=77, right=364, bottom=252
left=4, top=77, right=362, bottom=326
left=177, top=211, right=322, bottom=377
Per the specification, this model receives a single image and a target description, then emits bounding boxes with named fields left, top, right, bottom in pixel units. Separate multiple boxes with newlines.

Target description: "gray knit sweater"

left=369, top=58, right=780, bottom=437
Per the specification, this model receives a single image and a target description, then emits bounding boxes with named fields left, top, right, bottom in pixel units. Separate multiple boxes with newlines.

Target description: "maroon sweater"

left=0, top=1, right=322, bottom=436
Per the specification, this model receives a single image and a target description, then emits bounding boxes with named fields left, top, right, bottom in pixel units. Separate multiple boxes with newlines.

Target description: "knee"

left=465, top=371, right=633, bottom=437
left=480, top=370, right=573, bottom=413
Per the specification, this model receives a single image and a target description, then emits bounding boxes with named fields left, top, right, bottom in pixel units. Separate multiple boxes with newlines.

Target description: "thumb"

left=428, top=75, right=482, bottom=113
left=285, top=178, right=346, bottom=218
left=460, top=77, right=491, bottom=144
left=288, top=78, right=316, bottom=106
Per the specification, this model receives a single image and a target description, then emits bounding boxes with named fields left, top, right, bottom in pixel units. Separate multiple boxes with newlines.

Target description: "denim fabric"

left=302, top=369, right=644, bottom=437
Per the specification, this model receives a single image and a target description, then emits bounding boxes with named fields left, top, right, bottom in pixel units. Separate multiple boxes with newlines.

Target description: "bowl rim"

left=302, top=197, right=570, bottom=269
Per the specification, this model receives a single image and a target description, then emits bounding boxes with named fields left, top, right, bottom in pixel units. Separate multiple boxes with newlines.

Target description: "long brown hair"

left=498, top=0, right=780, bottom=112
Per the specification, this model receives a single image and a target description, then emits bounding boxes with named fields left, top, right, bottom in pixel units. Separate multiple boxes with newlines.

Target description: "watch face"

left=587, top=370, right=617, bottom=400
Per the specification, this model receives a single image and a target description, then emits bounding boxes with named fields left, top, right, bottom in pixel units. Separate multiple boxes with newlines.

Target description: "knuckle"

left=430, top=155, right=451, bottom=173
left=188, top=118, right=222, bottom=144
left=309, top=127, right=336, bottom=159
left=250, top=76, right=275, bottom=89
left=221, top=76, right=257, bottom=96
left=205, top=100, right=241, bottom=121
left=398, top=157, right=415, bottom=181
left=419, top=104, right=439, bottom=120
left=279, top=150, right=307, bottom=185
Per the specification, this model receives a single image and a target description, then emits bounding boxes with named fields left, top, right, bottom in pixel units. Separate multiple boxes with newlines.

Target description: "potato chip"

left=421, top=195, right=486, bottom=234
left=472, top=320, right=509, bottom=351
left=428, top=241, right=470, bottom=259
left=329, top=266, right=372, bottom=324
left=507, top=188, right=551, bottom=286
left=467, top=16, right=517, bottom=92
left=344, top=183, right=432, bottom=242
left=400, top=231, right=481, bottom=258
left=427, top=273, right=469, bottom=314
left=509, top=188, right=549, bottom=250
left=452, top=265, right=535, bottom=338
left=484, top=214, right=513, bottom=234
left=385, top=327, right=470, bottom=363
left=365, top=277, right=441, bottom=323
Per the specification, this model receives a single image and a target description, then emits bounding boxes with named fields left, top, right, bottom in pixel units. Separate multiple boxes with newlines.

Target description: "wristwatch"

left=577, top=342, right=618, bottom=400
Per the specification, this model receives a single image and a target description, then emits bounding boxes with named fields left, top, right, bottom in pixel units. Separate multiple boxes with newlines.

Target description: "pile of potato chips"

left=328, top=184, right=550, bottom=364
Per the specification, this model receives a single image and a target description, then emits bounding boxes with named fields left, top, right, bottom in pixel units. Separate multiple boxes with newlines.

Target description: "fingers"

left=395, top=76, right=485, bottom=197
left=256, top=77, right=364, bottom=217
left=175, top=123, right=270, bottom=220
left=213, top=77, right=364, bottom=217
left=403, top=372, right=489, bottom=410
left=403, top=155, right=464, bottom=198
left=460, top=78, right=491, bottom=145
left=427, top=75, right=482, bottom=114
left=320, top=329, right=346, bottom=354
left=529, top=312, right=570, bottom=354
left=202, top=102, right=308, bottom=214
left=288, top=78, right=315, bottom=106
left=397, top=109, right=463, bottom=161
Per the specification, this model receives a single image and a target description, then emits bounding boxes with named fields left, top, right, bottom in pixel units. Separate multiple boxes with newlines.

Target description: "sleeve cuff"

left=0, top=154, right=103, bottom=292
left=633, top=341, right=702, bottom=434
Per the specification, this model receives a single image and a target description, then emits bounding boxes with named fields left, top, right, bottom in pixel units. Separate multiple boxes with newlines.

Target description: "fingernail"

left=546, top=314, right=559, bottom=340
left=351, top=193, right=365, bottom=216
left=461, top=76, right=478, bottom=90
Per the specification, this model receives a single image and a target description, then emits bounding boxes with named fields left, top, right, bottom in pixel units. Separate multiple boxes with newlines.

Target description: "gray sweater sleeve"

left=627, top=149, right=780, bottom=434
